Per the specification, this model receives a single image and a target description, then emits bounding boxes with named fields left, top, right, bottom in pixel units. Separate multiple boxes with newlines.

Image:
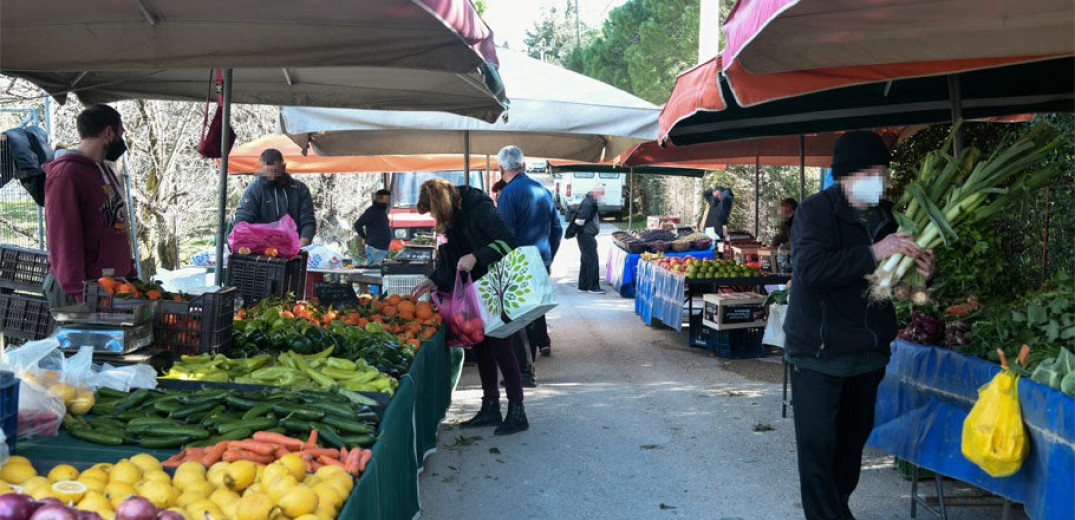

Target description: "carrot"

left=253, top=431, right=305, bottom=450
left=305, top=429, right=319, bottom=449
left=223, top=448, right=274, bottom=464
left=358, top=449, right=373, bottom=472
left=275, top=447, right=292, bottom=459
left=309, top=460, right=324, bottom=471
left=338, top=447, right=349, bottom=461
left=319, top=455, right=345, bottom=467
left=187, top=447, right=206, bottom=460
left=202, top=442, right=229, bottom=466
left=229, top=440, right=278, bottom=456
left=299, top=448, right=339, bottom=459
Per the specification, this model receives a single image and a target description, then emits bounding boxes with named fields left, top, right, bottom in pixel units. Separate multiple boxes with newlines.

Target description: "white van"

left=553, top=171, right=627, bottom=221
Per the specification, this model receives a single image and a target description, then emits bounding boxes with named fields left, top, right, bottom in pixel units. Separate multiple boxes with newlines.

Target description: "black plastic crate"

left=0, top=292, right=54, bottom=342
left=1, top=371, right=18, bottom=453
left=84, top=282, right=235, bottom=356
left=705, top=326, right=765, bottom=359
left=155, top=288, right=236, bottom=356
left=689, top=311, right=709, bottom=349
left=0, top=245, right=49, bottom=295
left=227, top=251, right=307, bottom=305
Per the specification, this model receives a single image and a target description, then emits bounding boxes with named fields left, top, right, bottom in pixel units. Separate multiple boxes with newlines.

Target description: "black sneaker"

left=539, top=346, right=552, bottom=357
left=522, top=371, right=538, bottom=388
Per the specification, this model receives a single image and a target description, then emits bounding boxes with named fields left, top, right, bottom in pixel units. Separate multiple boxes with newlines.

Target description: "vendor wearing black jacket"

left=784, top=131, right=934, bottom=520
left=410, top=179, right=529, bottom=436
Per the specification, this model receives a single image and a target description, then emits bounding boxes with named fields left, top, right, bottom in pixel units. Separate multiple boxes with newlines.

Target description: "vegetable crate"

left=0, top=245, right=49, bottom=295
left=0, top=292, right=54, bottom=342
left=1, top=371, right=18, bottom=452
left=227, top=251, right=307, bottom=305
left=84, top=282, right=236, bottom=356
left=896, top=457, right=936, bottom=480
left=705, top=326, right=764, bottom=359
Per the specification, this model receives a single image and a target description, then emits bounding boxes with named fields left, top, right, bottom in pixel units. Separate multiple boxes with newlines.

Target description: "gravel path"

left=417, top=222, right=1025, bottom=520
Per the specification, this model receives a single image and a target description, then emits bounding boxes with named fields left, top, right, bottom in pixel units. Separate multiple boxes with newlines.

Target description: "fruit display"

left=0, top=449, right=356, bottom=520
left=651, top=256, right=764, bottom=279
left=232, top=297, right=441, bottom=377
left=93, top=277, right=185, bottom=302
left=160, top=349, right=398, bottom=395
left=63, top=385, right=379, bottom=450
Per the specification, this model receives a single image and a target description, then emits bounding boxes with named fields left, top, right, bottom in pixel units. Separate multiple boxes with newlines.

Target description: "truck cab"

left=387, top=171, right=484, bottom=249
left=555, top=171, right=627, bottom=221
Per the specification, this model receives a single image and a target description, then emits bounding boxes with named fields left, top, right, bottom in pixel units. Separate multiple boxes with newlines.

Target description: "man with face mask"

left=353, top=189, right=392, bottom=265
left=784, top=131, right=934, bottom=520
left=234, top=149, right=317, bottom=247
left=42, top=104, right=137, bottom=307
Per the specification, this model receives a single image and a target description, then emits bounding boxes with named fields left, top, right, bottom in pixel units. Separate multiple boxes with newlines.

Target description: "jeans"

left=475, top=335, right=524, bottom=403
left=578, top=232, right=600, bottom=291
left=791, top=365, right=886, bottom=520
left=365, top=245, right=389, bottom=265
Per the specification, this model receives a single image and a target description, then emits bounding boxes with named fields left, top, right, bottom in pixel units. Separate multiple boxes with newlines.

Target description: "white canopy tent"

left=280, top=50, right=661, bottom=164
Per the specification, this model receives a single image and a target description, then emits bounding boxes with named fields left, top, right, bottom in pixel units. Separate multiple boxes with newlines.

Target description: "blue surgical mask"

left=851, top=175, right=884, bottom=207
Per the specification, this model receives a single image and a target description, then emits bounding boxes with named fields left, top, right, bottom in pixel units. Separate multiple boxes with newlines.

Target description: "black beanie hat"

left=831, top=131, right=891, bottom=178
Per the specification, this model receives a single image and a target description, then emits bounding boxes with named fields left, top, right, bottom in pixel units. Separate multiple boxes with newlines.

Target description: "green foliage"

left=930, top=225, right=1028, bottom=305
left=523, top=1, right=592, bottom=65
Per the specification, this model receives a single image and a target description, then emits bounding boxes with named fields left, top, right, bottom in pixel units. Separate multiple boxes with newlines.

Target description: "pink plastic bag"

left=227, top=214, right=301, bottom=258
left=432, top=271, right=485, bottom=348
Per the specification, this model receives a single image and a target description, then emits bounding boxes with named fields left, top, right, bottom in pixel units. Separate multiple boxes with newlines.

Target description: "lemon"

left=265, top=475, right=298, bottom=503
left=79, top=468, right=110, bottom=484
left=171, top=470, right=205, bottom=492
left=0, top=462, right=37, bottom=484
left=294, top=516, right=320, bottom=520
left=142, top=469, right=172, bottom=484
left=261, top=463, right=290, bottom=487
left=29, top=485, right=54, bottom=501
left=78, top=490, right=112, bottom=511
left=90, top=462, right=114, bottom=473
left=313, top=508, right=335, bottom=520
left=129, top=453, right=162, bottom=474
left=206, top=462, right=230, bottom=489
left=52, top=480, right=87, bottom=504
left=69, top=389, right=95, bottom=415
left=105, top=481, right=137, bottom=509
left=235, top=492, right=277, bottom=520
left=77, top=476, right=108, bottom=494
left=47, top=464, right=79, bottom=483
left=136, top=479, right=176, bottom=508
left=0, top=481, right=11, bottom=494
left=181, top=481, right=213, bottom=499
left=311, top=483, right=345, bottom=510
left=48, top=383, right=76, bottom=405
left=21, top=476, right=52, bottom=495
left=5, top=456, right=31, bottom=467
left=277, top=453, right=307, bottom=481
left=109, top=460, right=141, bottom=485
left=277, top=486, right=319, bottom=518
left=186, top=499, right=224, bottom=520
left=224, top=460, right=257, bottom=492
left=209, top=487, right=241, bottom=509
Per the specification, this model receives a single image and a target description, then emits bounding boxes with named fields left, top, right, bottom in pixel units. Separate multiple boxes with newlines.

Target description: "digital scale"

left=51, top=301, right=159, bottom=355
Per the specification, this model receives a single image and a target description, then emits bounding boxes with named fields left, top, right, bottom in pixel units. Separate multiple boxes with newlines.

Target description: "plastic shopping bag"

left=432, top=271, right=485, bottom=348
left=304, top=243, right=345, bottom=270
left=227, top=214, right=301, bottom=259
left=961, top=369, right=1028, bottom=477
left=0, top=339, right=67, bottom=440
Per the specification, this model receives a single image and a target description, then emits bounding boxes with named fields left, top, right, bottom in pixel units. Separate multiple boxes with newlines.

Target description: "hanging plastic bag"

left=0, top=339, right=76, bottom=439
left=227, top=214, right=301, bottom=259
left=432, top=271, right=485, bottom=348
left=962, top=350, right=1029, bottom=477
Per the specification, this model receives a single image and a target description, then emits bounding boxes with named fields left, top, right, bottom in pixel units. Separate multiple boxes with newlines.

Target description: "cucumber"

left=88, top=418, right=127, bottom=432
left=320, top=416, right=372, bottom=435
left=219, top=417, right=275, bottom=434
left=241, top=404, right=273, bottom=421
left=312, top=422, right=347, bottom=449
left=170, top=400, right=218, bottom=420
left=353, top=411, right=379, bottom=424
left=307, top=402, right=357, bottom=419
left=70, top=428, right=125, bottom=445
left=96, top=387, right=129, bottom=399
left=342, top=434, right=376, bottom=449
left=145, top=425, right=210, bottom=439
left=281, top=418, right=313, bottom=433
left=224, top=395, right=261, bottom=410
left=152, top=399, right=185, bottom=414
left=139, top=436, right=194, bottom=449
left=271, top=403, right=325, bottom=421
left=115, top=388, right=152, bottom=410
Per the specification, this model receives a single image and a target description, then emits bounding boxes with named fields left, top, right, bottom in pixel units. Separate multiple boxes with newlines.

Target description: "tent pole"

left=754, top=156, right=760, bottom=238
left=213, top=68, right=233, bottom=286
left=798, top=134, right=806, bottom=201
left=464, top=130, right=471, bottom=185
left=628, top=168, right=634, bottom=229
left=122, top=160, right=142, bottom=278
left=947, top=74, right=964, bottom=156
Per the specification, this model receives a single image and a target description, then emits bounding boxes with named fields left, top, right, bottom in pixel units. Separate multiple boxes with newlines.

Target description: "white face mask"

left=850, top=175, right=884, bottom=207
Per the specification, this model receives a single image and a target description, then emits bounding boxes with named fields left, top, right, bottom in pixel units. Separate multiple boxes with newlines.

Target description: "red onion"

left=75, top=512, right=103, bottom=520
left=114, top=497, right=157, bottom=520
left=29, top=505, right=75, bottom=520
left=156, top=512, right=184, bottom=520
left=32, top=500, right=61, bottom=511
left=0, top=493, right=35, bottom=520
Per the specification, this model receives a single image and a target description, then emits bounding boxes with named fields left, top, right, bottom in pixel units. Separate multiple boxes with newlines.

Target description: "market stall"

left=606, top=244, right=713, bottom=298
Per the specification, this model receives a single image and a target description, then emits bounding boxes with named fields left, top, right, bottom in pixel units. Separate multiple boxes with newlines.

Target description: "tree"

left=523, top=1, right=593, bottom=65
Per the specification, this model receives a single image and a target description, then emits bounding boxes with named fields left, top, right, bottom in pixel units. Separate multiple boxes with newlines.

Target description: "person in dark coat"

left=783, top=131, right=934, bottom=520
left=573, top=188, right=602, bottom=293
left=410, top=178, right=529, bottom=436
left=771, top=197, right=798, bottom=248
left=234, top=148, right=317, bottom=246
left=701, top=186, right=734, bottom=236
left=353, top=189, right=391, bottom=265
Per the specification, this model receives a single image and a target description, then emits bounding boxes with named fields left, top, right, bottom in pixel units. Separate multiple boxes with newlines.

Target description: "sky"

left=481, top=0, right=630, bottom=51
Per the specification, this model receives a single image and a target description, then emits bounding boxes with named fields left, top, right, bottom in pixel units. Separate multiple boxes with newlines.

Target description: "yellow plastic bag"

left=961, top=369, right=1028, bottom=477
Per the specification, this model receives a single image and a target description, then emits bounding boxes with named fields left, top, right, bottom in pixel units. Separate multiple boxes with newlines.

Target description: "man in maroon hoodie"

left=42, top=104, right=136, bottom=306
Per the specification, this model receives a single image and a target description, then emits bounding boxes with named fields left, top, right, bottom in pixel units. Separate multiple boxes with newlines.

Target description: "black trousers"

left=578, top=232, right=600, bottom=291
left=790, top=365, right=886, bottom=520
left=526, top=314, right=551, bottom=357
left=512, top=328, right=534, bottom=376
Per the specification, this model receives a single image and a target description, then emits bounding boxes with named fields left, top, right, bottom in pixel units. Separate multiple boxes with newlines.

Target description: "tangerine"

left=386, top=294, right=403, bottom=306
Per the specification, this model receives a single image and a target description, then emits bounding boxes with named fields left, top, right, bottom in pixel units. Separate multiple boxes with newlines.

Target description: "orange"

left=383, top=306, right=398, bottom=316
left=386, top=294, right=402, bottom=306
left=415, top=304, right=434, bottom=320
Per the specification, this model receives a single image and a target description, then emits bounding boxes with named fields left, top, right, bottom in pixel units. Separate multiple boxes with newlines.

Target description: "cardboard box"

left=702, top=292, right=767, bottom=330
left=730, top=245, right=762, bottom=265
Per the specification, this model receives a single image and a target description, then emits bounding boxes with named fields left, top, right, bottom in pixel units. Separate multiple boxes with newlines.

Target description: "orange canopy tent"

left=227, top=134, right=500, bottom=174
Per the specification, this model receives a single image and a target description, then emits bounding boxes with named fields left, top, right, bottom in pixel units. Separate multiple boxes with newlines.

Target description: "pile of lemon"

left=0, top=452, right=353, bottom=520
left=21, top=370, right=95, bottom=416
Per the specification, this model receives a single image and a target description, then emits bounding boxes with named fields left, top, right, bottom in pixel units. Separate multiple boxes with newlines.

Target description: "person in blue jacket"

left=495, top=145, right=562, bottom=383
left=784, top=131, right=934, bottom=520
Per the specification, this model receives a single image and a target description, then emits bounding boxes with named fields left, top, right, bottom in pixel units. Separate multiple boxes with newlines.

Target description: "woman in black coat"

left=410, top=178, right=528, bottom=435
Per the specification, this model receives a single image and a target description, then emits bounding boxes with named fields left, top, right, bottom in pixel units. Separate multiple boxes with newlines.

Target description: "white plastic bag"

left=304, top=244, right=345, bottom=270
left=0, top=339, right=76, bottom=439
left=89, top=363, right=158, bottom=392
left=763, top=303, right=787, bottom=348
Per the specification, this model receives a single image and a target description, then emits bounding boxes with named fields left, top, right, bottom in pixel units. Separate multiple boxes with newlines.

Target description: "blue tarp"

left=634, top=260, right=688, bottom=331
left=607, top=244, right=713, bottom=298
left=868, top=340, right=1075, bottom=520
